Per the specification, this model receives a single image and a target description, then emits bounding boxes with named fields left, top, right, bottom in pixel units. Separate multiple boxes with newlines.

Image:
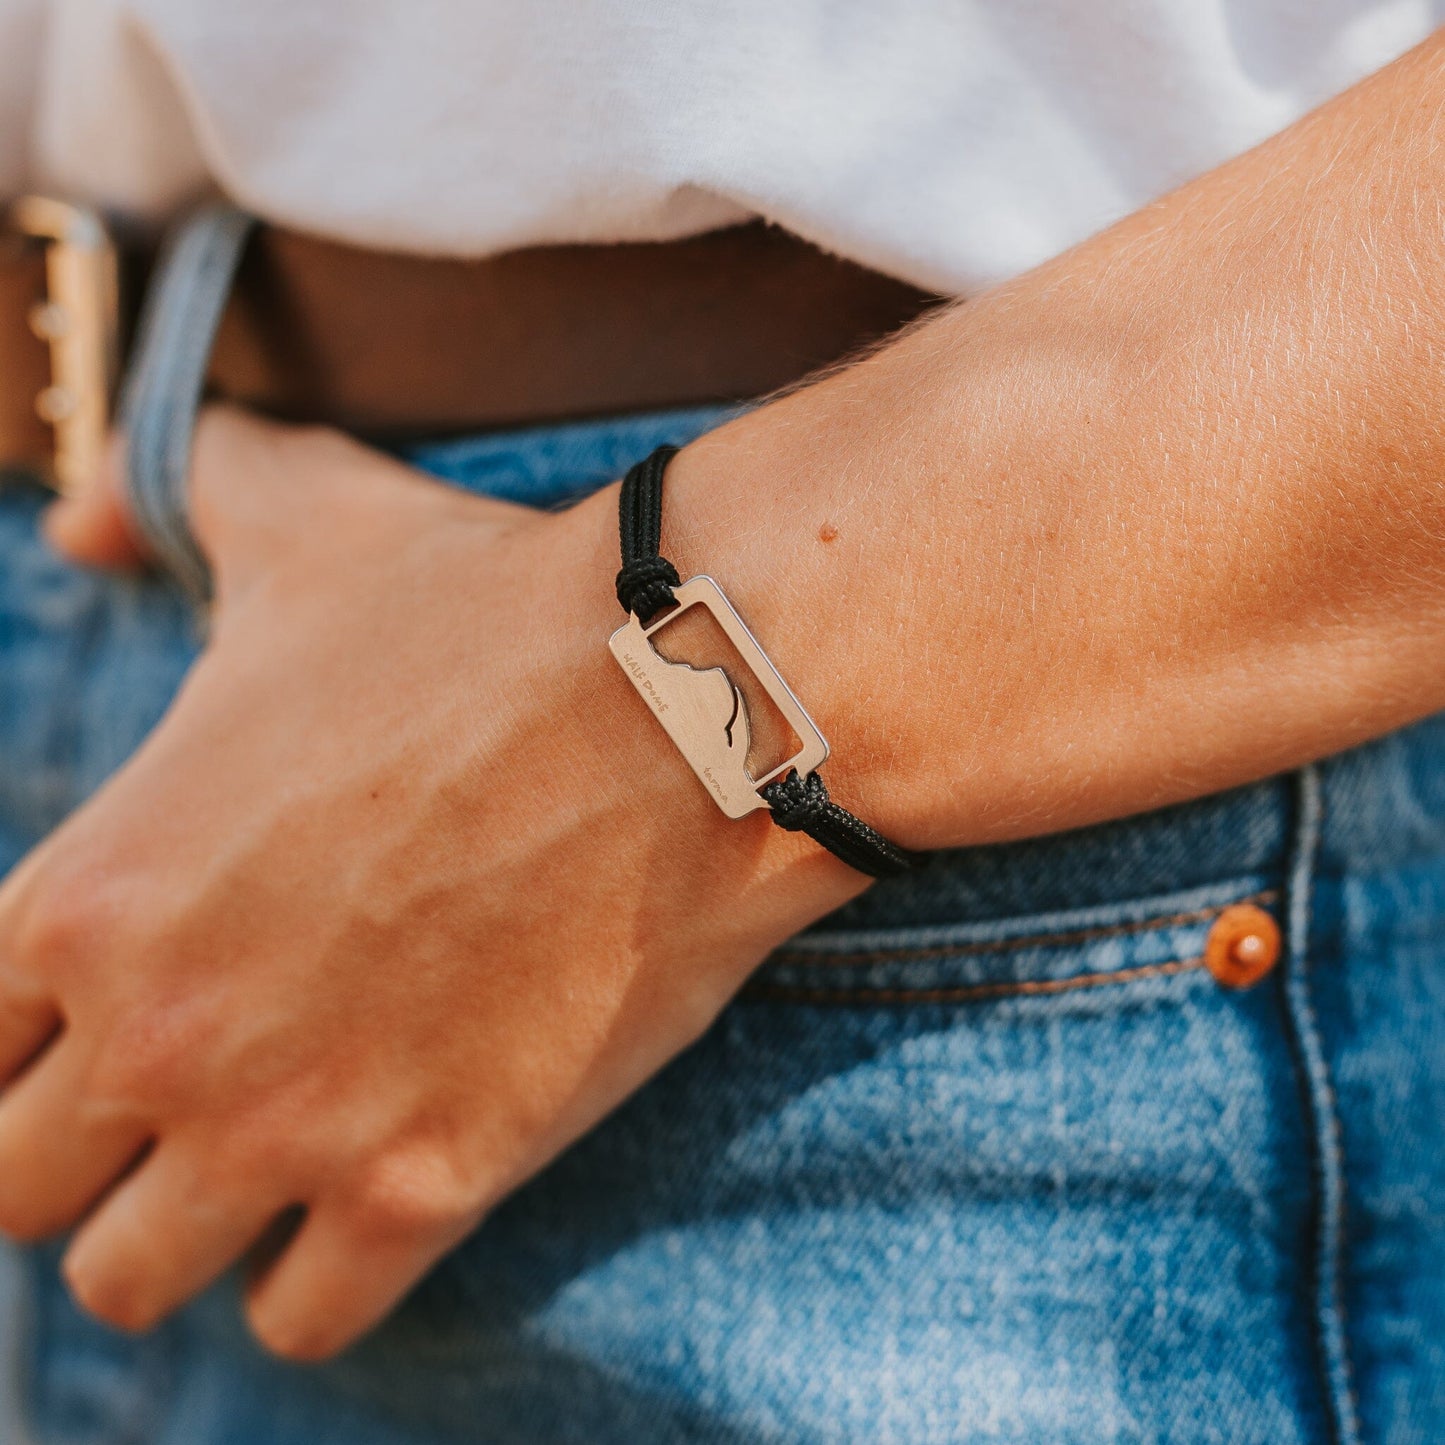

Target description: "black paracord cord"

left=615, top=446, right=918, bottom=879
left=615, top=445, right=682, bottom=624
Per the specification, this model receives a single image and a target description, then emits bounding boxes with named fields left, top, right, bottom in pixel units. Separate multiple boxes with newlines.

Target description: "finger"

left=40, top=405, right=288, bottom=586
left=244, top=1197, right=461, bottom=1362
left=62, top=1139, right=289, bottom=1335
left=40, top=406, right=285, bottom=578
left=0, top=1037, right=150, bottom=1242
left=0, top=986, right=61, bottom=1087
left=41, top=432, right=150, bottom=570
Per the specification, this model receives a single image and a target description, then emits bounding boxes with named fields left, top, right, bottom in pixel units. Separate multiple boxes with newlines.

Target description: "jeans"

left=0, top=402, right=1441, bottom=1444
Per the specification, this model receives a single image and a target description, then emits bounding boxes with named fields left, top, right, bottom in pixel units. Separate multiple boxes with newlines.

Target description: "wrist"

left=643, top=374, right=976, bottom=852
left=645, top=306, right=1143, bottom=853
left=552, top=480, right=870, bottom=949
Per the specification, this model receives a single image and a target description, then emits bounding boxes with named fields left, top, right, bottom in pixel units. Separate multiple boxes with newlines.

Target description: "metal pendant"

left=609, top=575, right=829, bottom=818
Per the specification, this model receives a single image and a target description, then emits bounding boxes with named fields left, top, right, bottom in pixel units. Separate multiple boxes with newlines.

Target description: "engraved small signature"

left=619, top=651, right=669, bottom=713
left=701, top=766, right=728, bottom=804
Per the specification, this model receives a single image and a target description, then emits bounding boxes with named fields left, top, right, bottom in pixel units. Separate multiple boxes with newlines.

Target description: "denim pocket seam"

left=768, top=888, right=1279, bottom=969
left=744, top=951, right=1212, bottom=1006
left=747, top=887, right=1280, bottom=1005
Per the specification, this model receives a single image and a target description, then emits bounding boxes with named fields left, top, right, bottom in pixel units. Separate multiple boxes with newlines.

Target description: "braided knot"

left=615, top=555, right=681, bottom=623
left=762, top=769, right=832, bottom=831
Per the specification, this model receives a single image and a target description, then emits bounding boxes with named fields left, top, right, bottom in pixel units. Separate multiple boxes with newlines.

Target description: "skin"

left=3, top=29, right=1445, bottom=1362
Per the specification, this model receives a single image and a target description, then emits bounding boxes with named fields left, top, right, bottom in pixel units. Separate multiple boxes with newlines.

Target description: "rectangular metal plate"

left=609, top=574, right=829, bottom=818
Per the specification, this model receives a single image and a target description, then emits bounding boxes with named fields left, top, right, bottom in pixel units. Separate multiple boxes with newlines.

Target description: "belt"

left=1, top=198, right=938, bottom=494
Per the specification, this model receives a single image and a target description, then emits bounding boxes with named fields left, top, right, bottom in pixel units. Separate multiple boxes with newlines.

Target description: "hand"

left=0, top=407, right=861, bottom=1358
left=13, top=25, right=1445, bottom=1368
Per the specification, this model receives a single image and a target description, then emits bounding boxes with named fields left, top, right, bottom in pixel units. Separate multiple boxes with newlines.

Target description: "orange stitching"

left=744, top=953, right=1208, bottom=1007
left=768, top=888, right=1279, bottom=968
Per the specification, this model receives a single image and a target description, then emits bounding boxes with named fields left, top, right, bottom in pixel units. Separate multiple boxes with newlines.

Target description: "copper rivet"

left=1204, top=903, right=1282, bottom=989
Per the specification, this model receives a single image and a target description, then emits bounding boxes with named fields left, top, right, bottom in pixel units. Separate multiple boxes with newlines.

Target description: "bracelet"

left=609, top=446, right=917, bottom=879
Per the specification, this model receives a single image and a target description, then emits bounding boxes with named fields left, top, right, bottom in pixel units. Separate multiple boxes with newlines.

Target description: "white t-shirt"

left=1, top=1, right=1441, bottom=292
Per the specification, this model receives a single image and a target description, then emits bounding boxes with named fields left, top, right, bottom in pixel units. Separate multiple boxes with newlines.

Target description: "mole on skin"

left=818, top=522, right=839, bottom=544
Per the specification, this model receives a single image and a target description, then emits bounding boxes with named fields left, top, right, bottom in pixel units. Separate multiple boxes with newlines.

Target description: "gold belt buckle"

left=7, top=196, right=119, bottom=495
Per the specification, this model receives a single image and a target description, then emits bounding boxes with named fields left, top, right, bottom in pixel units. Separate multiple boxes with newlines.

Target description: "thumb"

left=41, top=434, right=152, bottom=570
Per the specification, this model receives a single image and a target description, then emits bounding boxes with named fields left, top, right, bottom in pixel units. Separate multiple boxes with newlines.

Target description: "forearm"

left=589, top=29, right=1445, bottom=851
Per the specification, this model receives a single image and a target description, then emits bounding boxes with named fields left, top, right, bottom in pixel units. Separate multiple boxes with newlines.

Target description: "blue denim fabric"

left=0, top=405, right=1441, bottom=1445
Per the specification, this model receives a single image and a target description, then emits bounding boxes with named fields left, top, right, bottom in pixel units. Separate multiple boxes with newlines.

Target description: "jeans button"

left=1205, top=902, right=1282, bottom=989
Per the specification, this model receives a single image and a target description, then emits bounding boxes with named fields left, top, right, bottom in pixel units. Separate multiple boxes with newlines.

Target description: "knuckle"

left=350, top=1146, right=475, bottom=1245
left=10, top=859, right=125, bottom=980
